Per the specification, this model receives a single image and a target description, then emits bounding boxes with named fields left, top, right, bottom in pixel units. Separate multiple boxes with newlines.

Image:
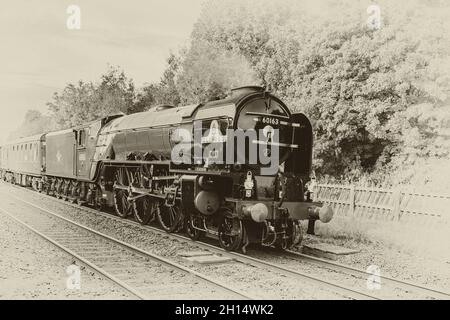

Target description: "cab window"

left=78, top=129, right=86, bottom=147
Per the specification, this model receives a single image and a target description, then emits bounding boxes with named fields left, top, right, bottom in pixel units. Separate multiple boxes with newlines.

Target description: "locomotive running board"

left=246, top=112, right=289, bottom=119
left=151, top=175, right=178, bottom=181
left=102, top=160, right=171, bottom=166
left=252, top=140, right=299, bottom=149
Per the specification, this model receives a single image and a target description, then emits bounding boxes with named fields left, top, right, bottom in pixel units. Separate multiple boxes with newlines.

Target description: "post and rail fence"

left=313, top=183, right=450, bottom=226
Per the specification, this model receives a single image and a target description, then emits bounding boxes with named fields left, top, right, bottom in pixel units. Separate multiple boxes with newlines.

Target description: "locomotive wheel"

left=175, top=208, right=186, bottom=232
left=62, top=180, right=69, bottom=201
left=218, top=216, right=245, bottom=251
left=92, top=189, right=105, bottom=211
left=185, top=215, right=205, bottom=241
left=93, top=202, right=104, bottom=211
left=275, top=220, right=303, bottom=250
left=132, top=196, right=156, bottom=225
left=157, top=204, right=182, bottom=233
left=55, top=180, right=62, bottom=199
left=69, top=182, right=78, bottom=203
left=114, top=189, right=131, bottom=218
left=291, top=220, right=303, bottom=247
left=42, top=183, right=47, bottom=194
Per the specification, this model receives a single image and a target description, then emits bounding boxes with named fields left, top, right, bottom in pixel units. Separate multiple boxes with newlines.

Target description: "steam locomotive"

left=0, top=86, right=333, bottom=252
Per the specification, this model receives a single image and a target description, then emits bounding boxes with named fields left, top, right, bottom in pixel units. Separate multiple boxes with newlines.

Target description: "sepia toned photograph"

left=0, top=0, right=449, bottom=307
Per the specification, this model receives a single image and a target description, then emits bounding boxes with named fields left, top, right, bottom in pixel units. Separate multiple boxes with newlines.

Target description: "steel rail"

left=284, top=250, right=450, bottom=300
left=0, top=206, right=147, bottom=300
left=0, top=190, right=254, bottom=300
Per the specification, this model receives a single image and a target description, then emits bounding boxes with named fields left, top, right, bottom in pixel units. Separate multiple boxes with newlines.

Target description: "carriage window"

left=78, top=130, right=86, bottom=147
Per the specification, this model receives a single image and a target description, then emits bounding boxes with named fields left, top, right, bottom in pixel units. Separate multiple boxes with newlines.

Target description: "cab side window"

left=78, top=129, right=86, bottom=147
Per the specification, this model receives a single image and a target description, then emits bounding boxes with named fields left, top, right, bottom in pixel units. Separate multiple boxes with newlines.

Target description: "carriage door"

left=76, top=128, right=88, bottom=178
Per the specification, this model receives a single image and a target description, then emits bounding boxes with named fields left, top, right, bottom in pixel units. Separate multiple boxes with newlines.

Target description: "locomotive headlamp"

left=243, top=203, right=269, bottom=223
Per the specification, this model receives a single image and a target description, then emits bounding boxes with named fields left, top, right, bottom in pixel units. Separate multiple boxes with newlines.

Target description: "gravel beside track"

left=0, top=210, right=133, bottom=299
left=0, top=196, right=249, bottom=300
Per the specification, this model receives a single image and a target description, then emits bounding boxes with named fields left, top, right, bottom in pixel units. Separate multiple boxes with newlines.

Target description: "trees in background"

left=137, top=54, right=182, bottom=107
left=8, top=110, right=53, bottom=140
left=161, top=0, right=450, bottom=185
left=11, top=0, right=450, bottom=186
left=47, top=66, right=137, bottom=129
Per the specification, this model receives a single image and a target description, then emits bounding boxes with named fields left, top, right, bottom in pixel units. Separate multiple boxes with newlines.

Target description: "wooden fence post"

left=349, top=184, right=355, bottom=217
left=392, top=186, right=402, bottom=220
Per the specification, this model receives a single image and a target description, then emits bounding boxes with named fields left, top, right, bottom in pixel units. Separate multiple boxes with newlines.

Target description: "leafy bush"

left=160, top=0, right=450, bottom=189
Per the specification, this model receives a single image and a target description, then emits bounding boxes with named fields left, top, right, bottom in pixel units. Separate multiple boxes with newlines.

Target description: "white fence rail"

left=314, top=184, right=450, bottom=225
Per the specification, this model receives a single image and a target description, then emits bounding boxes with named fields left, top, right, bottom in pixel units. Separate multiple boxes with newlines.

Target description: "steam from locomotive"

left=0, top=85, right=334, bottom=252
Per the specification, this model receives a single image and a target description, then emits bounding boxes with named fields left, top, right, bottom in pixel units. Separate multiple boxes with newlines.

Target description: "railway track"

left=147, top=222, right=450, bottom=300
left=2, top=181, right=449, bottom=300
left=0, top=193, right=253, bottom=300
left=282, top=250, right=450, bottom=300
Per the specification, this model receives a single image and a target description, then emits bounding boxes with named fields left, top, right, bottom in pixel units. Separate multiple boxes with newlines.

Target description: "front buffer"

left=230, top=199, right=334, bottom=250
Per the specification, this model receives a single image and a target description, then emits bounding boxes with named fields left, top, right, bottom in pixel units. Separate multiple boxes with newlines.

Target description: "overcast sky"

left=0, top=0, right=204, bottom=140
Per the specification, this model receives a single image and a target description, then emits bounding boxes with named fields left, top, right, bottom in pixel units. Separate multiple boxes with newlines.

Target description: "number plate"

left=261, top=116, right=279, bottom=125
